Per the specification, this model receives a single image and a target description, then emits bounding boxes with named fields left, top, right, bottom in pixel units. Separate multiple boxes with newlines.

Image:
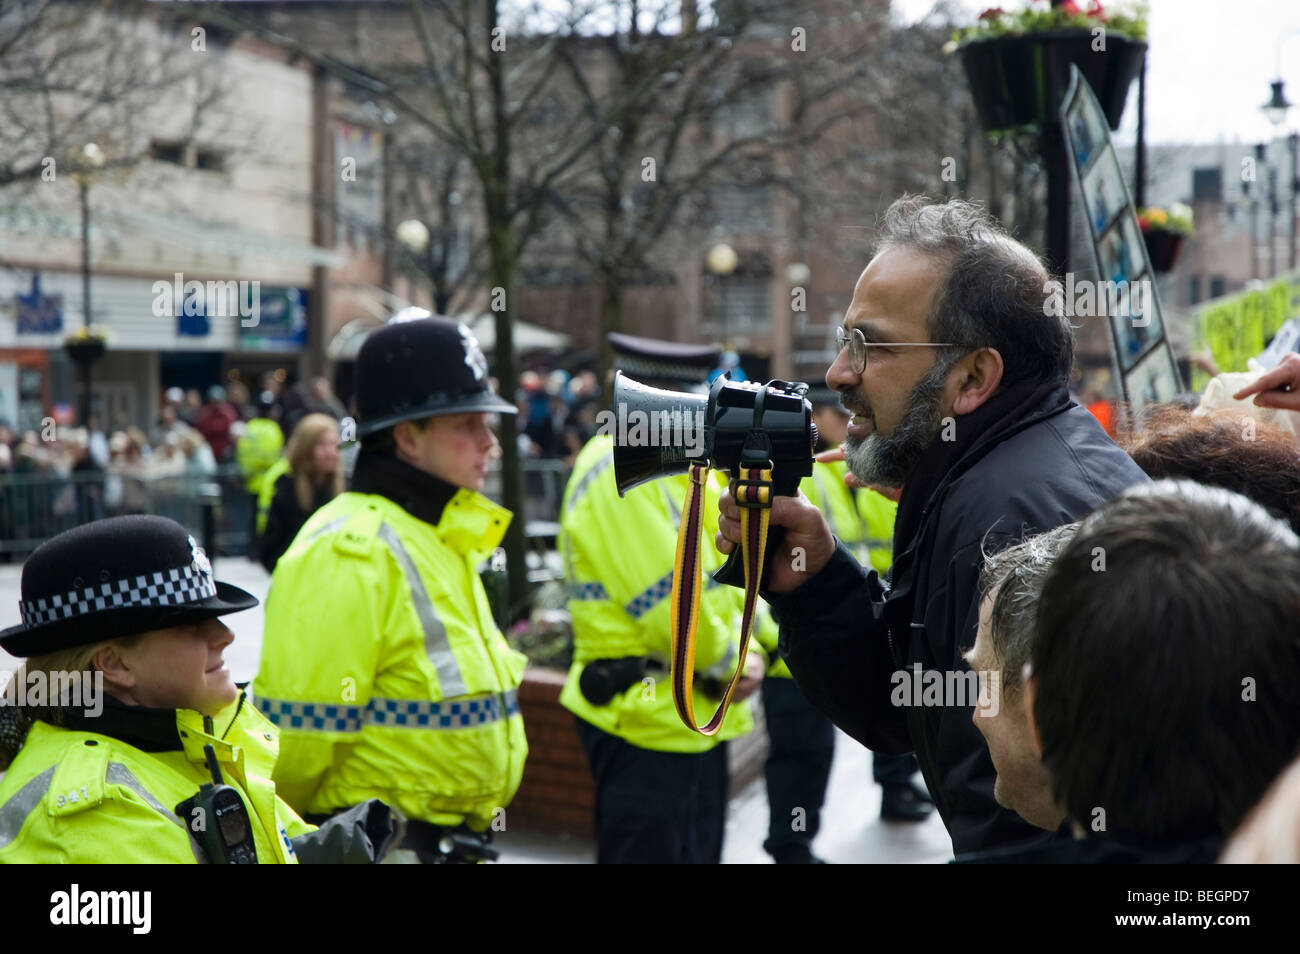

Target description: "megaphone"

left=611, top=370, right=817, bottom=498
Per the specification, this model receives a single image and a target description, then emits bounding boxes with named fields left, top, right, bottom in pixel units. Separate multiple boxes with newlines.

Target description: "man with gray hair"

left=962, top=525, right=1077, bottom=835
left=716, top=195, right=1148, bottom=854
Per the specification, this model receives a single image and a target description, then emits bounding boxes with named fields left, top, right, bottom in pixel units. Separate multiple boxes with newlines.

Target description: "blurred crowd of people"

left=515, top=368, right=601, bottom=463
left=0, top=374, right=351, bottom=555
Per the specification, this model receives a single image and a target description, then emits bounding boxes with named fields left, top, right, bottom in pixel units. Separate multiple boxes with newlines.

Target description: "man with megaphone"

left=714, top=197, right=1147, bottom=857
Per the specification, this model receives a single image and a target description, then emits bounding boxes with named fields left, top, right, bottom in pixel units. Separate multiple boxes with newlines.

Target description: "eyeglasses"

left=834, top=326, right=955, bottom=375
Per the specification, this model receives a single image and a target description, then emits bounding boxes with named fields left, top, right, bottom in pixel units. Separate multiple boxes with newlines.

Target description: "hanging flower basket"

left=1141, top=229, right=1185, bottom=273
left=63, top=328, right=107, bottom=365
left=959, top=29, right=1146, bottom=134
left=1137, top=205, right=1193, bottom=273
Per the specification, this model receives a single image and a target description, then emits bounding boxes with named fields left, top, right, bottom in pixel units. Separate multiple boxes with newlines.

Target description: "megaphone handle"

left=712, top=525, right=783, bottom=590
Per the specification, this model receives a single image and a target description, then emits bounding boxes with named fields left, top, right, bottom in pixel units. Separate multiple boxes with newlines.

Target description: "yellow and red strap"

left=669, top=461, right=772, bottom=736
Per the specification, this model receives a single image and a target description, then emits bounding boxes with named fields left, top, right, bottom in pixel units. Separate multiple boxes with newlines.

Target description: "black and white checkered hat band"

left=19, top=563, right=218, bottom=627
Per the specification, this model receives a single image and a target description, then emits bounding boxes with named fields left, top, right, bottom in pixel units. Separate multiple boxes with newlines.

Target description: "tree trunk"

left=597, top=267, right=624, bottom=409
left=487, top=217, right=527, bottom=622
left=484, top=0, right=527, bottom=620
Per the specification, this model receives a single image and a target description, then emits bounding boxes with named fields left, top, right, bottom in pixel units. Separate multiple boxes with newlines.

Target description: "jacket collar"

left=886, top=382, right=1073, bottom=599
left=351, top=450, right=510, bottom=557
left=58, top=689, right=250, bottom=764
left=352, top=451, right=457, bottom=525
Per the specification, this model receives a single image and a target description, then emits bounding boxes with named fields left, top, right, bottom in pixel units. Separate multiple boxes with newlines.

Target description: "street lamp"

left=66, top=142, right=107, bottom=428
left=705, top=242, right=738, bottom=346
left=395, top=218, right=430, bottom=253
left=1258, top=79, right=1298, bottom=273
left=1263, top=80, right=1293, bottom=128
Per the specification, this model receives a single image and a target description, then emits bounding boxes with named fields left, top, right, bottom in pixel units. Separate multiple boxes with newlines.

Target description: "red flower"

left=978, top=6, right=1006, bottom=20
left=1060, top=0, right=1082, bottom=15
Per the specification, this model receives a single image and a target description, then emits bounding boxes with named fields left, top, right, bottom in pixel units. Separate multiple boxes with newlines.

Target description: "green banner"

left=1193, top=271, right=1300, bottom=391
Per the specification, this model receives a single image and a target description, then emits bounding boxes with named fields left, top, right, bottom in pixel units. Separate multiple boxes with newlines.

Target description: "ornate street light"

left=705, top=243, right=738, bottom=345
left=65, top=143, right=108, bottom=427
left=1263, top=80, right=1293, bottom=128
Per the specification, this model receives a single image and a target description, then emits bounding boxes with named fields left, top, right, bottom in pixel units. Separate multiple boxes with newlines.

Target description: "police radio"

left=174, top=743, right=259, bottom=864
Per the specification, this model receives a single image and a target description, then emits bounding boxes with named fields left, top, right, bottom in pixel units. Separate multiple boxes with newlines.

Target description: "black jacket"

left=765, top=389, right=1149, bottom=856
left=259, top=473, right=336, bottom=573
left=956, top=830, right=1224, bottom=864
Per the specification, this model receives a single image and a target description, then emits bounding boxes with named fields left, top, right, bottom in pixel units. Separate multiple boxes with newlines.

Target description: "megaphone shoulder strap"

left=669, top=461, right=772, bottom=736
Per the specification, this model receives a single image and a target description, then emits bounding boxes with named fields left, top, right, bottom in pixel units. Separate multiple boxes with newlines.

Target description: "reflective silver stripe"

left=566, top=453, right=614, bottom=511
left=660, top=483, right=682, bottom=525
left=106, top=762, right=206, bottom=863
left=377, top=522, right=468, bottom=698
left=310, top=516, right=349, bottom=541
left=701, top=641, right=737, bottom=680
left=0, top=766, right=55, bottom=850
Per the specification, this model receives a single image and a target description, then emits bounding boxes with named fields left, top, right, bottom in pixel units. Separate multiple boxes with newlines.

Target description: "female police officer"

left=0, top=514, right=391, bottom=863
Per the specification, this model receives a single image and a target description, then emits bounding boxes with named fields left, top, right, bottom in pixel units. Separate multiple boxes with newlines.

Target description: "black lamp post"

left=1261, top=77, right=1296, bottom=276
left=64, top=143, right=106, bottom=428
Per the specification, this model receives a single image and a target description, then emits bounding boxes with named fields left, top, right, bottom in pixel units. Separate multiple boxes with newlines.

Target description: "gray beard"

left=843, top=361, right=949, bottom=488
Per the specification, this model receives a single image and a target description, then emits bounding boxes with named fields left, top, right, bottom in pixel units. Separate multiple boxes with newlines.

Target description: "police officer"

left=253, top=315, right=528, bottom=863
left=560, top=334, right=762, bottom=864
left=0, top=515, right=391, bottom=863
left=237, top=389, right=285, bottom=543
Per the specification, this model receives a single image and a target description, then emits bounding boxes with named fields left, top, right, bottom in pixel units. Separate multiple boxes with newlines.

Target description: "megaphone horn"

left=609, top=371, right=710, bottom=497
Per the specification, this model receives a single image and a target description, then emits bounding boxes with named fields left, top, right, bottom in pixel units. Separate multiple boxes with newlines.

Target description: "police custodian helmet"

left=353, top=315, right=517, bottom=437
left=0, top=515, right=259, bottom=657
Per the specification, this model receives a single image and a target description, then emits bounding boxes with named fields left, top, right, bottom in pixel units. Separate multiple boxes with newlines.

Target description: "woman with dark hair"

left=259, top=413, right=344, bottom=573
left=1123, top=405, right=1300, bottom=533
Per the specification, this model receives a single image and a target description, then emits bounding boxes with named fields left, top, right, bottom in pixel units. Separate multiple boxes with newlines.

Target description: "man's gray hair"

left=979, top=524, right=1080, bottom=689
left=873, top=195, right=1073, bottom=386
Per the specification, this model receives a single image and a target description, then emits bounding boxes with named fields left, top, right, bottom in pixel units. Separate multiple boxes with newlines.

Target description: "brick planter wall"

left=509, top=668, right=770, bottom=837
left=509, top=668, right=595, bottom=836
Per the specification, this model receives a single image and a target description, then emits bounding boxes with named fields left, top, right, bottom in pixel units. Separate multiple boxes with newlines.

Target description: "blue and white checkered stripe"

left=254, top=690, right=520, bottom=732
left=567, top=581, right=610, bottom=602
left=253, top=698, right=365, bottom=732
left=368, top=690, right=521, bottom=728
left=20, top=563, right=218, bottom=626
left=624, top=571, right=674, bottom=620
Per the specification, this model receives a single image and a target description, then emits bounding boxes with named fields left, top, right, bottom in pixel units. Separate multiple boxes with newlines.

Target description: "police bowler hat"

left=0, top=515, right=258, bottom=657
left=354, top=316, right=516, bottom=437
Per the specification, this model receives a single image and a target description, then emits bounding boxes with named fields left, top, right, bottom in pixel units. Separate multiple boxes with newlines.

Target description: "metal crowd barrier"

left=0, top=459, right=574, bottom=563
left=0, top=464, right=254, bottom=560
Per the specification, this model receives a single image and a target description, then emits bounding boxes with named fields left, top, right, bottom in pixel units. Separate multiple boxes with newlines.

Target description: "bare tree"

left=0, top=0, right=232, bottom=188
left=534, top=0, right=884, bottom=394
left=208, top=0, right=611, bottom=616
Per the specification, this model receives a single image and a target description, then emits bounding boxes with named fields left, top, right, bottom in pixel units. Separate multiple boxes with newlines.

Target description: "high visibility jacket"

left=558, top=435, right=754, bottom=753
left=252, top=488, right=528, bottom=830
left=256, top=456, right=291, bottom=534
left=800, top=458, right=896, bottom=576
left=0, top=692, right=310, bottom=863
left=237, top=418, right=285, bottom=493
left=759, top=458, right=898, bottom=680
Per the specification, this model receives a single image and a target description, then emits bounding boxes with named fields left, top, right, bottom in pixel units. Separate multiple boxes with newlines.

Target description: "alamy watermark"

left=596, top=403, right=705, bottom=458
left=50, top=884, right=150, bottom=934
left=1043, top=273, right=1152, bottom=326
left=890, top=663, right=1000, bottom=717
left=151, top=273, right=260, bottom=327
left=0, top=669, right=103, bottom=717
